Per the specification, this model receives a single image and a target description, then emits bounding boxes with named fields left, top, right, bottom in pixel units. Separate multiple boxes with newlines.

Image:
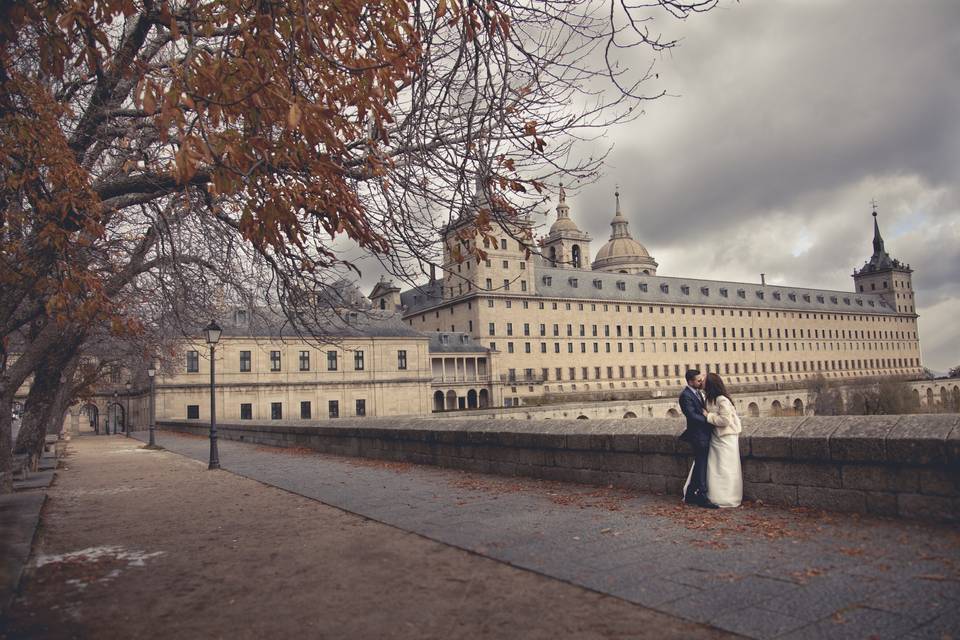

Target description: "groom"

left=678, top=369, right=719, bottom=509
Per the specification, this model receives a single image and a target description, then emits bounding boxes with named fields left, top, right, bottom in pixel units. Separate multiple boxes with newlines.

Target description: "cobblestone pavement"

left=139, top=431, right=960, bottom=640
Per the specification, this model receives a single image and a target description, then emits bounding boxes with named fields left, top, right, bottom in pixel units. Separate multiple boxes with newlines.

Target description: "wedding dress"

left=682, top=395, right=743, bottom=508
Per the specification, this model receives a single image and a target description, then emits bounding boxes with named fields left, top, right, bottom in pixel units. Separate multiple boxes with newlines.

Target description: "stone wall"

left=159, top=414, right=960, bottom=523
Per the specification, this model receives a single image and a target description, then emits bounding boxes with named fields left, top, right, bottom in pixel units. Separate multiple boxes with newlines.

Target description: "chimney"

left=760, top=273, right=766, bottom=286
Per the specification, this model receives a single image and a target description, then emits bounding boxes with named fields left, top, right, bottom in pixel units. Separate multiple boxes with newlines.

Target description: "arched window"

left=549, top=246, right=557, bottom=266
left=571, top=245, right=581, bottom=268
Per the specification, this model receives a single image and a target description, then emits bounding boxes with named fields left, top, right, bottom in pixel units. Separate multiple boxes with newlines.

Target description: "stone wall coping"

left=159, top=414, right=960, bottom=466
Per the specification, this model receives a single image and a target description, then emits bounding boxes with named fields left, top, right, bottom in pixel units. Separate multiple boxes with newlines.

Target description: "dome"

left=550, top=216, right=581, bottom=233
left=591, top=189, right=658, bottom=275
left=594, top=235, right=652, bottom=261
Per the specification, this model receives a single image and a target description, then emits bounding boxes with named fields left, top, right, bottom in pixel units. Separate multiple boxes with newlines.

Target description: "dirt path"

left=2, top=436, right=732, bottom=639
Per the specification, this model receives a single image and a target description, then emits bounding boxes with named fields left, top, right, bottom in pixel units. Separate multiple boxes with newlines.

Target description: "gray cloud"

left=557, top=0, right=960, bottom=371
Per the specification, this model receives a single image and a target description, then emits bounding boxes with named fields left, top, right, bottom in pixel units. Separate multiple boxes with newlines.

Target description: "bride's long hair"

left=704, top=372, right=733, bottom=404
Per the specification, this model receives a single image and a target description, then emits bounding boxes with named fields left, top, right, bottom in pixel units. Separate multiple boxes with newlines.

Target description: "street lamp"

left=111, top=390, right=118, bottom=435
left=205, top=320, right=222, bottom=470
left=146, top=361, right=157, bottom=448
left=124, top=381, right=132, bottom=437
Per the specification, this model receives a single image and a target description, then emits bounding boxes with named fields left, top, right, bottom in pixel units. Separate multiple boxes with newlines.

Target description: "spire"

left=610, top=185, right=631, bottom=239
left=871, top=203, right=885, bottom=255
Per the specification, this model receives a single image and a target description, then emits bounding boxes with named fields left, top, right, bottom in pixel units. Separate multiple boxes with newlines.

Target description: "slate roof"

left=428, top=332, right=491, bottom=354
left=219, top=308, right=427, bottom=340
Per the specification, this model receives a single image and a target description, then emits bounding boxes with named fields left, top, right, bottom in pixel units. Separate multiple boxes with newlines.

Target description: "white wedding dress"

left=682, top=396, right=743, bottom=508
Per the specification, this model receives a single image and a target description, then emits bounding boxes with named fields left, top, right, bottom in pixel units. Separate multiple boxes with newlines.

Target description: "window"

left=300, top=401, right=312, bottom=419
left=299, top=350, right=310, bottom=371
left=328, top=400, right=339, bottom=418
left=271, top=402, right=282, bottom=420
left=270, top=350, right=281, bottom=371
left=240, top=403, right=252, bottom=420
left=355, top=399, right=366, bottom=417
left=187, top=405, right=199, bottom=419
left=354, top=350, right=364, bottom=370
left=240, top=350, right=251, bottom=372
left=500, top=238, right=507, bottom=250
left=397, top=350, right=407, bottom=370
left=327, top=351, right=338, bottom=371
left=186, top=351, right=199, bottom=373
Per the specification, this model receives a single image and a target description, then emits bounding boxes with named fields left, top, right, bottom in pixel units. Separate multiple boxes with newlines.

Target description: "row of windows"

left=487, top=322, right=916, bottom=341
left=489, top=339, right=917, bottom=356
left=418, top=298, right=917, bottom=325
left=186, top=399, right=366, bottom=420
left=186, top=350, right=408, bottom=373
left=503, top=357, right=921, bottom=382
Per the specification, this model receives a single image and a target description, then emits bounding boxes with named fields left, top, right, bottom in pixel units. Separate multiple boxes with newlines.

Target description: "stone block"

left=611, top=433, right=640, bottom=452
left=642, top=454, right=688, bottom=478
left=791, top=416, right=844, bottom=460
left=742, top=459, right=772, bottom=483
left=602, top=452, right=642, bottom=473
left=742, top=482, right=798, bottom=507
left=918, top=469, right=959, bottom=496
left=748, top=417, right=805, bottom=459
left=571, top=468, right=607, bottom=486
left=529, top=433, right=567, bottom=450
left=865, top=492, right=898, bottom=517
left=768, top=461, right=841, bottom=488
left=947, top=423, right=960, bottom=468
left=492, top=460, right=519, bottom=476
left=829, top=415, right=899, bottom=462
left=552, top=450, right=604, bottom=470
left=565, top=433, right=592, bottom=450
left=637, top=433, right=679, bottom=454
left=885, top=415, right=957, bottom=465
left=797, top=486, right=867, bottom=514
left=897, top=493, right=959, bottom=522
left=587, top=434, right=617, bottom=451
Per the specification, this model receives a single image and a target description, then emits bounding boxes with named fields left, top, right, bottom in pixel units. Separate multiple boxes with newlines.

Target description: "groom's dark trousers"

left=678, top=387, right=711, bottom=497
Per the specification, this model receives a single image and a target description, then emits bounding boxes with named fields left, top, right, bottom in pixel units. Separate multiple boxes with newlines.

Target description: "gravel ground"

left=1, top=436, right=731, bottom=640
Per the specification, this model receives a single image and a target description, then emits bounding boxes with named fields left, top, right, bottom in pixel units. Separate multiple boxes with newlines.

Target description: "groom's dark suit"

left=678, top=386, right=711, bottom=499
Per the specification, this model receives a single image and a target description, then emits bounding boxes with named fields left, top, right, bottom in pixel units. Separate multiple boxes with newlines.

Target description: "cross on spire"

left=870, top=198, right=879, bottom=216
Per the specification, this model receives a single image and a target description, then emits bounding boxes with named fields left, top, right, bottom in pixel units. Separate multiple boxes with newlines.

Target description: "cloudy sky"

left=557, top=0, right=960, bottom=372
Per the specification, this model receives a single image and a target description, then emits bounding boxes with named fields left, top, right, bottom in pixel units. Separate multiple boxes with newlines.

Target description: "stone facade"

left=392, top=192, right=923, bottom=407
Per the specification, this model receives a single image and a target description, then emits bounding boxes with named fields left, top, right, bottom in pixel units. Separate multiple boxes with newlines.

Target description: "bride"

left=685, top=372, right=743, bottom=508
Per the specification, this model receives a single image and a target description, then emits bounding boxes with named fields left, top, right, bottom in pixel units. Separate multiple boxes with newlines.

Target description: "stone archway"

left=666, top=408, right=680, bottom=418
left=478, top=389, right=490, bottom=409
left=623, top=411, right=637, bottom=419
left=445, top=390, right=457, bottom=411
left=793, top=398, right=804, bottom=415
left=576, top=414, right=589, bottom=420
left=467, top=389, right=478, bottom=409
left=940, top=387, right=949, bottom=408
left=926, top=388, right=935, bottom=406
left=107, top=402, right=125, bottom=434
left=82, top=403, right=100, bottom=434
left=747, top=402, right=759, bottom=417
left=952, top=386, right=960, bottom=412
left=912, top=389, right=921, bottom=409
left=433, top=390, right=445, bottom=412
left=771, top=400, right=782, bottom=417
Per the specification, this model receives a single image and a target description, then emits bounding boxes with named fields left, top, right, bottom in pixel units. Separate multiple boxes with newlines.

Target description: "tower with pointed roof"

left=539, top=184, right=592, bottom=269
left=591, top=188, right=658, bottom=275
left=852, top=205, right=915, bottom=314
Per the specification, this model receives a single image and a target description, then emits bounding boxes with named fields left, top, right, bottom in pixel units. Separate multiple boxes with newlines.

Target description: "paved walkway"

left=130, top=430, right=960, bottom=640
left=3, top=436, right=728, bottom=639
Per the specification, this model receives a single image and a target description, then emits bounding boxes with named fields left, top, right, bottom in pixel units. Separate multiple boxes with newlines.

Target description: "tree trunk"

left=0, top=389, right=14, bottom=493
left=15, top=354, right=77, bottom=469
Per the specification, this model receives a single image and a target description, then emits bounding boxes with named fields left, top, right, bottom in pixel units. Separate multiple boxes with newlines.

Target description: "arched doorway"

left=912, top=389, right=921, bottom=409
left=107, top=403, right=125, bottom=434
left=623, top=411, right=637, bottom=419
left=952, top=386, right=960, bottom=412
left=433, top=390, right=445, bottom=412
left=478, top=389, right=490, bottom=408
left=445, top=390, right=457, bottom=411
left=747, top=402, right=759, bottom=417
left=793, top=398, right=804, bottom=415
left=926, top=388, right=935, bottom=406
left=666, top=408, right=680, bottom=418
left=467, top=389, right=478, bottom=409
left=83, top=403, right=100, bottom=434
left=771, top=400, right=782, bottom=417
left=576, top=415, right=589, bottom=420
left=940, top=387, right=949, bottom=408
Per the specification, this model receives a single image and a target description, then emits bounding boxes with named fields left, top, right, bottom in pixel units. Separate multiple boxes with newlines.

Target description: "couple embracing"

left=678, top=369, right=743, bottom=509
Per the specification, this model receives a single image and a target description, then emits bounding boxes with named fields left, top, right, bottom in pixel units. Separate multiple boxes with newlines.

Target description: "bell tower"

left=539, top=184, right=592, bottom=269
left=852, top=205, right=915, bottom=314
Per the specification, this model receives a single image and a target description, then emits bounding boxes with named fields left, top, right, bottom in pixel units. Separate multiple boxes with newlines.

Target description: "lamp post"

left=147, top=362, right=157, bottom=448
left=205, top=320, right=222, bottom=470
left=124, top=381, right=132, bottom=437
left=111, top=390, right=118, bottom=435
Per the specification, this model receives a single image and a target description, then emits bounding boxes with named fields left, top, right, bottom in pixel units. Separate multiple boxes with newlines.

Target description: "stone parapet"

left=159, top=414, right=960, bottom=522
